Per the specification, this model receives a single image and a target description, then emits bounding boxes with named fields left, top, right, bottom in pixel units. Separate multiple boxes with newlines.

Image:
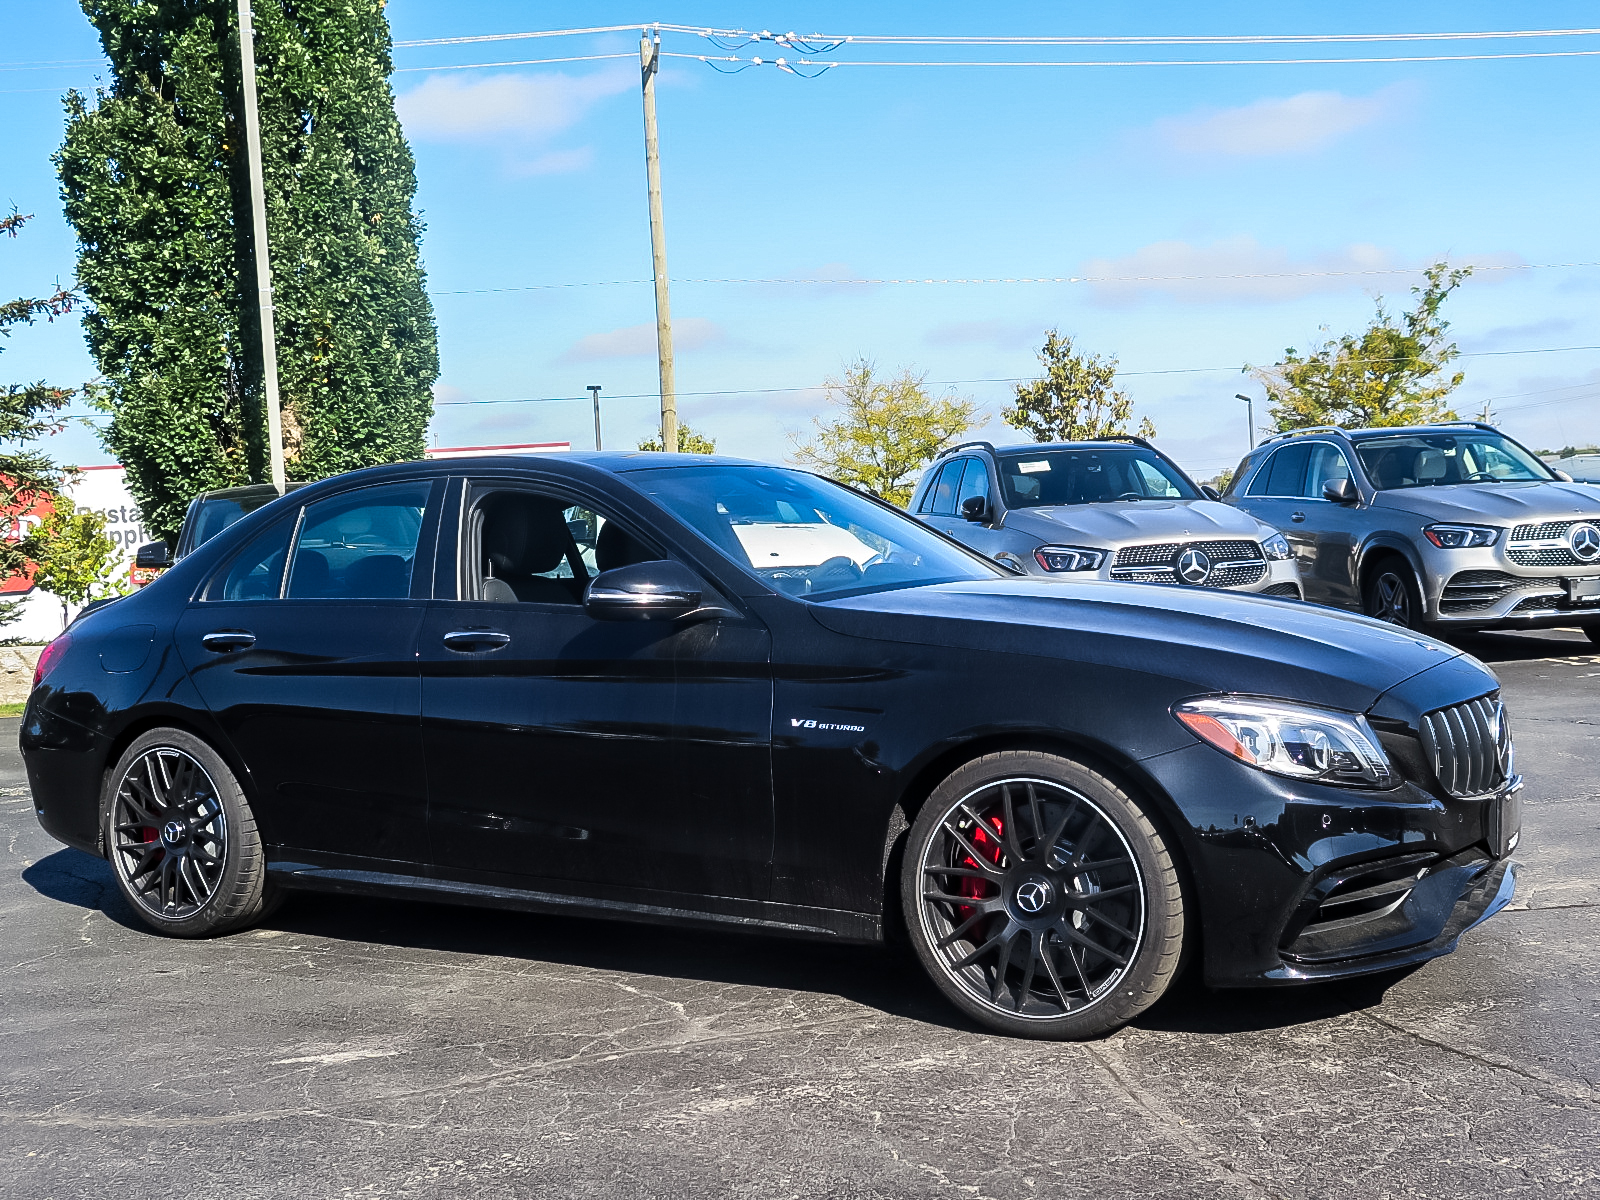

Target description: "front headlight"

left=1173, top=696, right=1394, bottom=789
left=1261, top=533, right=1293, bottom=561
left=1035, top=545, right=1107, bottom=572
left=1424, top=523, right=1499, bottom=549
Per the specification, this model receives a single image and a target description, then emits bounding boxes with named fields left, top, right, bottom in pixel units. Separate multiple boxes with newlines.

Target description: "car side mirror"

left=1200, top=484, right=1221, bottom=501
left=1554, top=469, right=1573, bottom=482
left=1322, top=477, right=1359, bottom=504
left=584, top=560, right=703, bottom=621
left=134, top=540, right=173, bottom=569
left=960, top=495, right=989, bottom=522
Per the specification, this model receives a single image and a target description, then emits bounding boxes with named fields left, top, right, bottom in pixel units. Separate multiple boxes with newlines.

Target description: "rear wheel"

left=1363, top=558, right=1424, bottom=629
left=901, top=750, right=1185, bottom=1039
left=103, top=728, right=274, bottom=937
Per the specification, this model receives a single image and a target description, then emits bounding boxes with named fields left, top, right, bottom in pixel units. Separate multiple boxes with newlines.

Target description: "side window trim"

left=1302, top=441, right=1357, bottom=501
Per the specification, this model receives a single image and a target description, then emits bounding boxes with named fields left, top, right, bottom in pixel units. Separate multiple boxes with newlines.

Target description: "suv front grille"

left=1419, top=695, right=1512, bottom=798
left=1114, top=539, right=1259, bottom=567
left=1507, top=518, right=1600, bottom=567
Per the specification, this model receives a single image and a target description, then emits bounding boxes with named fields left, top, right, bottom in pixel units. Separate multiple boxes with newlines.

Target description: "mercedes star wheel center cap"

left=161, top=820, right=186, bottom=848
left=1014, top=878, right=1053, bottom=914
left=1176, top=546, right=1213, bottom=585
left=1569, top=522, right=1600, bottom=562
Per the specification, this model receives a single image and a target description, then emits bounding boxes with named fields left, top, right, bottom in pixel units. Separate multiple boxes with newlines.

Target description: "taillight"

left=33, top=633, right=72, bottom=687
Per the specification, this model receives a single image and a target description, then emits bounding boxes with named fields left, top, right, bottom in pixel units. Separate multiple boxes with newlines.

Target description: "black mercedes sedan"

left=22, top=454, right=1522, bottom=1039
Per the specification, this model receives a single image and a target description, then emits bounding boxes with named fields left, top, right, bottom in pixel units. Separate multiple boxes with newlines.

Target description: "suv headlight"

left=1261, top=533, right=1293, bottom=560
left=1424, top=523, right=1499, bottom=549
left=1173, top=696, right=1393, bottom=789
left=1035, top=545, right=1107, bottom=572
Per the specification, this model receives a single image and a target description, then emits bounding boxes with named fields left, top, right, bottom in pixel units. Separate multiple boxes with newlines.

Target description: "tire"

left=1363, top=558, right=1424, bottom=629
left=102, top=728, right=275, bottom=937
left=900, top=750, right=1185, bottom=1040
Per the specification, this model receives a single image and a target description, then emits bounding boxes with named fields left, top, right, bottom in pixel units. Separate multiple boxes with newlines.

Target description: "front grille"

left=1511, top=593, right=1563, bottom=612
left=1440, top=570, right=1526, bottom=613
left=1508, top=546, right=1583, bottom=566
left=1108, top=561, right=1266, bottom=588
left=1114, top=539, right=1258, bottom=567
left=1419, top=695, right=1511, bottom=798
left=1511, top=519, right=1586, bottom=541
left=1507, top=517, right=1600, bottom=567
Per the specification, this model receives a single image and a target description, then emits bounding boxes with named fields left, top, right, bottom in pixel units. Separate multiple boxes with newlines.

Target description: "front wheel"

left=1363, top=560, right=1424, bottom=629
left=901, top=751, right=1186, bottom=1039
left=103, top=728, right=275, bottom=937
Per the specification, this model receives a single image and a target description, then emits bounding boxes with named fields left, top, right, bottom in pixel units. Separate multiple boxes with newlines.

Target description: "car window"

left=1354, top=432, right=1554, bottom=489
left=1247, top=444, right=1311, bottom=497
left=285, top=483, right=430, bottom=600
left=465, top=488, right=664, bottom=604
left=955, top=458, right=990, bottom=509
left=923, top=460, right=963, bottom=516
left=209, top=518, right=295, bottom=601
left=997, top=447, right=1200, bottom=507
left=1303, top=444, right=1353, bottom=498
left=628, top=463, right=1003, bottom=600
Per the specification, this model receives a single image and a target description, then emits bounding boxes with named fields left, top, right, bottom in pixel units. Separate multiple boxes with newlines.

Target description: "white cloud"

left=508, top=147, right=595, bottom=177
left=559, top=318, right=728, bottom=363
left=1150, top=87, right=1406, bottom=158
left=396, top=69, right=632, bottom=143
left=925, top=319, right=1040, bottom=349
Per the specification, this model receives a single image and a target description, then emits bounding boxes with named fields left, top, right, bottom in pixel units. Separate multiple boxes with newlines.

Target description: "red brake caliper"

left=955, top=816, right=1004, bottom=920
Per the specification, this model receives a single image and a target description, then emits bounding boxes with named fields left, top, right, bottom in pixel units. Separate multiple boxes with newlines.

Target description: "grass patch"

left=0, top=702, right=27, bottom=717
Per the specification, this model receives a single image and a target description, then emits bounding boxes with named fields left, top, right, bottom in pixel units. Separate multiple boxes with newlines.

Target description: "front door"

left=419, top=481, right=774, bottom=901
left=175, top=479, right=441, bottom=866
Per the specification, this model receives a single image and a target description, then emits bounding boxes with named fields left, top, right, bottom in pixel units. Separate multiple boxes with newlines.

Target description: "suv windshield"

left=627, top=464, right=1005, bottom=599
left=1354, top=432, right=1555, bottom=489
left=997, top=447, right=1200, bottom=508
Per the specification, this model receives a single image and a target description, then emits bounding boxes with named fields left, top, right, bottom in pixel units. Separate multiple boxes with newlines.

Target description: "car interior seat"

left=287, top=549, right=330, bottom=597
left=594, top=521, right=657, bottom=573
left=344, top=553, right=410, bottom=598
left=1414, top=449, right=1450, bottom=484
left=479, top=493, right=582, bottom=604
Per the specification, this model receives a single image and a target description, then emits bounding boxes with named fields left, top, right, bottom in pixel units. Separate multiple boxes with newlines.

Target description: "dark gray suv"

left=1225, top=422, right=1600, bottom=642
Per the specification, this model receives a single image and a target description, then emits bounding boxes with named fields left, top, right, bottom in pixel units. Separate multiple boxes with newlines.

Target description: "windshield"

left=1354, top=432, right=1555, bottom=489
left=997, top=447, right=1200, bottom=508
left=626, top=464, right=1005, bottom=599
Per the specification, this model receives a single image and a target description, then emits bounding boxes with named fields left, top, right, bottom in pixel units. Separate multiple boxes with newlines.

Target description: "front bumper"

left=1138, top=742, right=1521, bottom=987
left=1424, top=542, right=1600, bottom=627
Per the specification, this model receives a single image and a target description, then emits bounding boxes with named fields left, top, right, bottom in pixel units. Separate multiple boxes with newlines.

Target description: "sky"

left=3, top=1, right=1599, bottom=483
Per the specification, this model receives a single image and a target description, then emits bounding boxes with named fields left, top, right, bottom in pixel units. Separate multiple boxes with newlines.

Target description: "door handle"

left=1290, top=511, right=1306, bottom=522
left=443, top=629, right=511, bottom=652
left=202, top=631, right=256, bottom=652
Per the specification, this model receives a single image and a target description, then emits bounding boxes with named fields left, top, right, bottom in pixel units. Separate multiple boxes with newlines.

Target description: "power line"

left=394, top=53, right=633, bottom=73
left=668, top=48, right=1600, bottom=71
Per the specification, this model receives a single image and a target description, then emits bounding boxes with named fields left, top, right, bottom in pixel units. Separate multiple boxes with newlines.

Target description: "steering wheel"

left=807, top=556, right=863, bottom=591
left=1113, top=491, right=1144, bottom=501
left=1462, top=471, right=1497, bottom=482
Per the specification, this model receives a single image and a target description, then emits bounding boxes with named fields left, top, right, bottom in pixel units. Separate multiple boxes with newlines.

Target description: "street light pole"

left=588, top=385, right=603, bottom=451
left=639, top=27, right=677, bottom=454
left=1234, top=393, right=1256, bottom=452
left=236, top=0, right=286, bottom=492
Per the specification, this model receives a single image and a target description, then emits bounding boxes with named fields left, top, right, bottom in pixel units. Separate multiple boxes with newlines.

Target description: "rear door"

left=175, top=479, right=440, bottom=865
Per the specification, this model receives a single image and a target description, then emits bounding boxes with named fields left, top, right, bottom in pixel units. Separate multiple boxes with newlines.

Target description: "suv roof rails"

left=1256, top=425, right=1348, bottom=447
left=1345, top=420, right=1501, bottom=436
left=1095, top=434, right=1155, bottom=450
left=935, top=440, right=997, bottom=461
left=1258, top=420, right=1503, bottom=449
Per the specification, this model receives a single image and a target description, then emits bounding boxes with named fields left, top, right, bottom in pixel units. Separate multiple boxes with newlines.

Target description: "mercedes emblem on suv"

left=1569, top=522, right=1600, bottom=562
left=1176, top=546, right=1213, bottom=585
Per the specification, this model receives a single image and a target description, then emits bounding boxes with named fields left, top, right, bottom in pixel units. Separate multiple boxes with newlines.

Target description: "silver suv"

left=910, top=438, right=1302, bottom=596
left=1224, top=422, right=1600, bottom=642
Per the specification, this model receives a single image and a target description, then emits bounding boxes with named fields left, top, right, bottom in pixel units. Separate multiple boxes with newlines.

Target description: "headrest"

left=481, top=494, right=569, bottom=575
left=1415, top=449, right=1448, bottom=481
left=595, top=521, right=653, bottom=573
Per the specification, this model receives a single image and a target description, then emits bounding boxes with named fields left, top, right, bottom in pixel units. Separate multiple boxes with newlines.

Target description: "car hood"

left=810, top=579, right=1466, bottom=715
left=1372, top=480, right=1600, bottom=524
left=1003, top=499, right=1267, bottom=544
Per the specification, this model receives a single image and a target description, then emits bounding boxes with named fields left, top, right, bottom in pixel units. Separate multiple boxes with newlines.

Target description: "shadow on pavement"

left=1447, top=627, right=1594, bottom=663
left=23, top=846, right=1426, bottom=1040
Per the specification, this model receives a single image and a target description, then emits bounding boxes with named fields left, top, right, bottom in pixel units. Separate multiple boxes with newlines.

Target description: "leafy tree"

left=637, top=422, right=716, bottom=453
left=58, top=0, right=438, bottom=537
left=1250, top=263, right=1470, bottom=432
left=789, top=359, right=978, bottom=507
left=0, top=211, right=76, bottom=628
left=30, top=505, right=130, bottom=630
left=1003, top=329, right=1156, bottom=443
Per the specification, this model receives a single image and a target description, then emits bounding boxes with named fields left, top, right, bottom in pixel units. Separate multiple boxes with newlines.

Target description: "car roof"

left=193, top=481, right=309, bottom=502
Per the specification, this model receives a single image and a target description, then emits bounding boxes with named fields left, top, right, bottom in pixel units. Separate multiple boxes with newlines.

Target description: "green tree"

left=0, top=210, right=76, bottom=628
left=789, top=360, right=979, bottom=507
left=31, top=505, right=130, bottom=630
left=58, top=0, right=438, bottom=538
left=637, top=422, right=716, bottom=453
left=1250, top=263, right=1470, bottom=432
left=1002, top=329, right=1156, bottom=443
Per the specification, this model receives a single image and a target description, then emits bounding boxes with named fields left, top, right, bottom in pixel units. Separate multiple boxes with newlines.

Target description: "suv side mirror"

left=1200, top=484, right=1222, bottom=501
left=1322, top=477, right=1359, bottom=504
left=960, top=495, right=989, bottom=522
left=1554, top=469, right=1573, bottom=482
left=584, top=560, right=702, bottom=621
left=135, top=540, right=173, bottom=569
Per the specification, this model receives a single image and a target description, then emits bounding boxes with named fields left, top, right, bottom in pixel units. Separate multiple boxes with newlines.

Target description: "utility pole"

left=640, top=27, right=677, bottom=453
left=588, top=385, right=603, bottom=451
left=237, top=0, right=286, bottom=492
left=1234, top=393, right=1256, bottom=451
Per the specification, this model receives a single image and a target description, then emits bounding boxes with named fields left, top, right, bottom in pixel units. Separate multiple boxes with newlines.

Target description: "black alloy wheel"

left=1363, top=561, right=1422, bottom=629
left=902, top=751, right=1185, bottom=1039
left=104, top=728, right=274, bottom=937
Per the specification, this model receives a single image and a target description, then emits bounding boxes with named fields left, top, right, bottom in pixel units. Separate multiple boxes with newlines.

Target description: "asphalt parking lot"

left=2, top=629, right=1596, bottom=1199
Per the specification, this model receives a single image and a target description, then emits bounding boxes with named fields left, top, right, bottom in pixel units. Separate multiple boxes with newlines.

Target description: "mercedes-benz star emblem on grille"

left=1014, top=879, right=1051, bottom=914
left=1568, top=522, right=1600, bottom=562
left=1175, top=546, right=1213, bottom=584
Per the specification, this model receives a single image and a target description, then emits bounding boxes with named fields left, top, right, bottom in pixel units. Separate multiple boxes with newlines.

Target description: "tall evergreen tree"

left=58, top=0, right=437, bottom=536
